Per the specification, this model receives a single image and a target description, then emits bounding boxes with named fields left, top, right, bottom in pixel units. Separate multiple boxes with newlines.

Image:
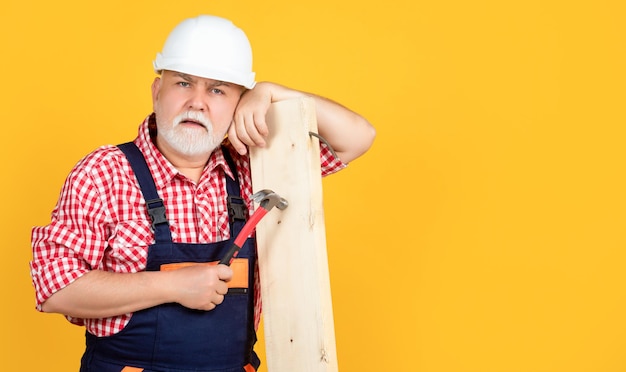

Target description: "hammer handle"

left=219, top=243, right=241, bottom=266
left=219, top=207, right=269, bottom=265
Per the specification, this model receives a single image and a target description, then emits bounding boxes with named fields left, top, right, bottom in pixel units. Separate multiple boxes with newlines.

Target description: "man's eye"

left=178, top=82, right=190, bottom=87
left=211, top=88, right=224, bottom=95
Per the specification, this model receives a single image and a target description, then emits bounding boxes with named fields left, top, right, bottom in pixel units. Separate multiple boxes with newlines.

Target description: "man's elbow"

left=362, top=120, right=377, bottom=152
left=40, top=292, right=64, bottom=314
left=341, top=119, right=376, bottom=164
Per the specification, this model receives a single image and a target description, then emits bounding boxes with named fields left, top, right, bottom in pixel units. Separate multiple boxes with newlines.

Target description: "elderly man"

left=31, top=15, right=375, bottom=372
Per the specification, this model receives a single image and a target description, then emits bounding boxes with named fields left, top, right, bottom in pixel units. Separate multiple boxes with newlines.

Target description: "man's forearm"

left=41, top=269, right=174, bottom=318
left=310, top=94, right=376, bottom=164
left=263, top=82, right=376, bottom=163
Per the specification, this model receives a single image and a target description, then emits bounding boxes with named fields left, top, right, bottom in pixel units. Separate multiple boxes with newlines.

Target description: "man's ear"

left=151, top=76, right=162, bottom=107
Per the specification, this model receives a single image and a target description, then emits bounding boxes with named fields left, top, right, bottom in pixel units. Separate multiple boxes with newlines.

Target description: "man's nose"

left=187, top=88, right=208, bottom=111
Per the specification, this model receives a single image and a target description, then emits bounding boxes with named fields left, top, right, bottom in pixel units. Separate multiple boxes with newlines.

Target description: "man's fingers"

left=228, top=121, right=248, bottom=155
left=216, top=264, right=233, bottom=282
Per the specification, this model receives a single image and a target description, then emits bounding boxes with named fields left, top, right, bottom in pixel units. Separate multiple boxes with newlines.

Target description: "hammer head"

left=252, top=189, right=289, bottom=211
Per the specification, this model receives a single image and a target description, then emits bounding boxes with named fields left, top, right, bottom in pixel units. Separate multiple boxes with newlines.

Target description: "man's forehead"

left=165, top=70, right=231, bottom=86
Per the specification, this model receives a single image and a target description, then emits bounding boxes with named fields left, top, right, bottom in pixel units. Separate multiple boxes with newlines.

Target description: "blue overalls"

left=79, top=142, right=259, bottom=372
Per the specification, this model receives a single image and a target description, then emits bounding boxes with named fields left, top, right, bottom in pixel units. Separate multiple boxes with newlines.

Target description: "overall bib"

left=80, top=142, right=259, bottom=372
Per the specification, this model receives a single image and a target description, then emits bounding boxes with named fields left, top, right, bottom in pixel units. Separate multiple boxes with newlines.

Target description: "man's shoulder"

left=71, top=144, right=129, bottom=176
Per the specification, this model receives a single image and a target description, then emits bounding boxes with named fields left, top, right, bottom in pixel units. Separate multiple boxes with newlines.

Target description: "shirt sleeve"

left=319, top=141, right=347, bottom=177
left=30, top=157, right=110, bottom=315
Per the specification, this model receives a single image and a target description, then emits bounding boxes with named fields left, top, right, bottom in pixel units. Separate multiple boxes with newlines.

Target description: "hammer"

left=219, top=189, right=288, bottom=265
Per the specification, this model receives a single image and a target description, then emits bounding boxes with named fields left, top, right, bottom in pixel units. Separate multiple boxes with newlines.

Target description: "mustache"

left=173, top=111, right=211, bottom=129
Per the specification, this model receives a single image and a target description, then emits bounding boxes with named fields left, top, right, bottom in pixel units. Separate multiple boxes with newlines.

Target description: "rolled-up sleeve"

left=320, top=142, right=347, bottom=177
left=30, top=161, right=109, bottom=312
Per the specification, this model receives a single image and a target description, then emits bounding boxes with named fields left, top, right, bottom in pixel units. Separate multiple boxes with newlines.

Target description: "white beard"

left=156, top=109, right=222, bottom=157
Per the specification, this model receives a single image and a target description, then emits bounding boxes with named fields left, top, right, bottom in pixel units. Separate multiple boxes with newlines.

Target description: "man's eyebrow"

left=174, top=73, right=234, bottom=88
left=175, top=72, right=194, bottom=82
left=175, top=73, right=230, bottom=86
left=210, top=80, right=231, bottom=87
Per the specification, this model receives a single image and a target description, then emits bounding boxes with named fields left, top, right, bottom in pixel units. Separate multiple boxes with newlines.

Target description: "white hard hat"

left=153, top=15, right=256, bottom=89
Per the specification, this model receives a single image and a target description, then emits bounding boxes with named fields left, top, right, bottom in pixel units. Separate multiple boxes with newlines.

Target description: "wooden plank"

left=250, top=97, right=338, bottom=372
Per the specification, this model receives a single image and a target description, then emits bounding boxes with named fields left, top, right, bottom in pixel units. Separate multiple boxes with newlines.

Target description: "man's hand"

left=170, top=264, right=233, bottom=311
left=228, top=82, right=275, bottom=155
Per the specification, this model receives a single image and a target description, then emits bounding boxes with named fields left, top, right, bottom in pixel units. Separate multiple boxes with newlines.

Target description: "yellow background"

left=2, top=0, right=626, bottom=371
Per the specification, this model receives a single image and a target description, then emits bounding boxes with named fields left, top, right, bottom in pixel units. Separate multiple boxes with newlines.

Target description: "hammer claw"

left=219, top=189, right=288, bottom=265
left=251, top=189, right=288, bottom=211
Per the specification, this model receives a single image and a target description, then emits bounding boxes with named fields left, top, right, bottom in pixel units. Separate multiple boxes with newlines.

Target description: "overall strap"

left=222, top=146, right=247, bottom=234
left=117, top=142, right=173, bottom=244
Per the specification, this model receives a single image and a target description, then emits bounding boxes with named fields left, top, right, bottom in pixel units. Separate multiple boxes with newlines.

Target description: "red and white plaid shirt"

left=30, top=114, right=345, bottom=337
